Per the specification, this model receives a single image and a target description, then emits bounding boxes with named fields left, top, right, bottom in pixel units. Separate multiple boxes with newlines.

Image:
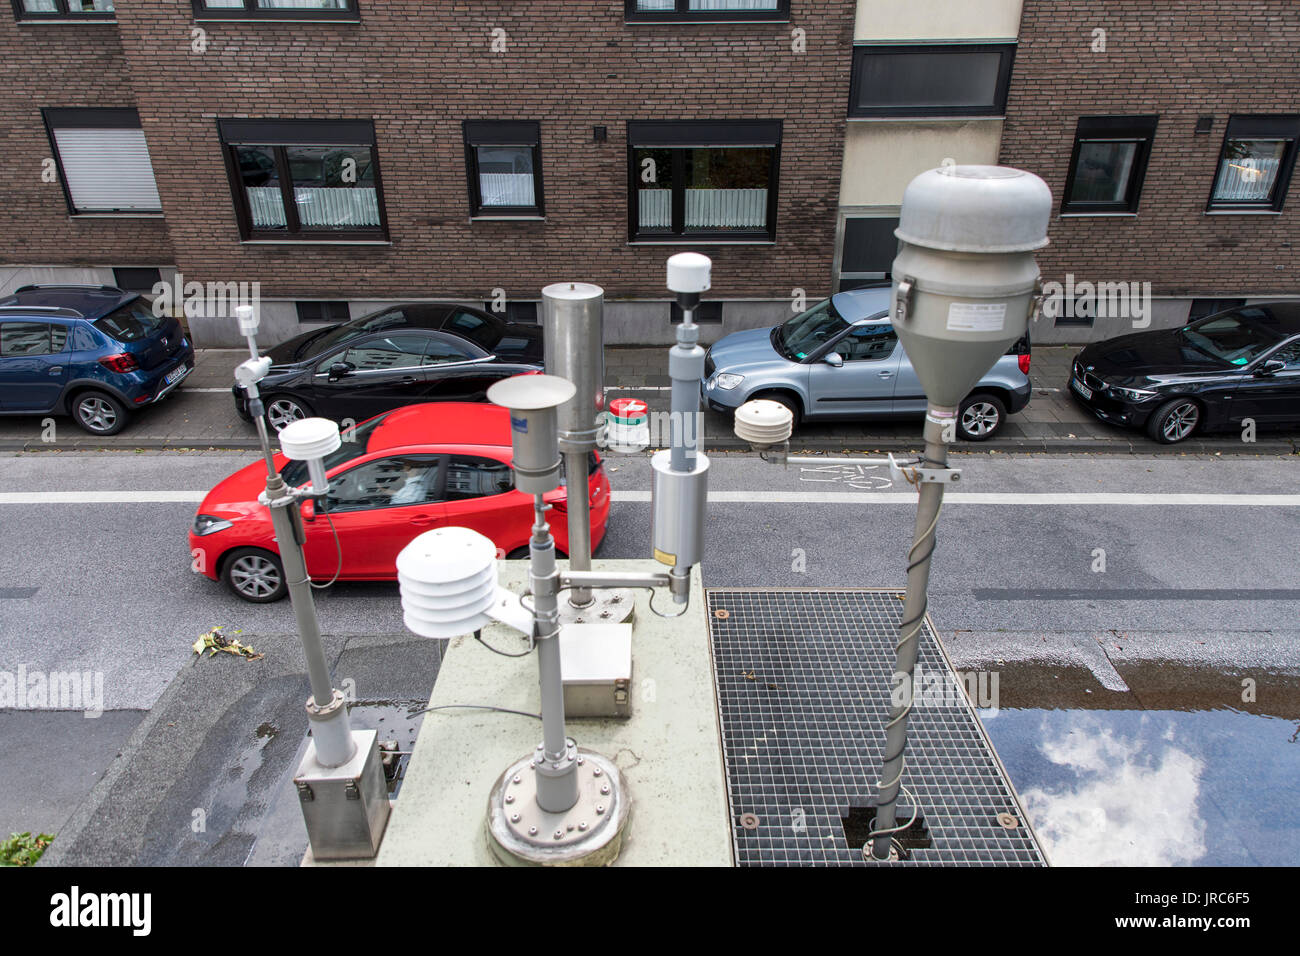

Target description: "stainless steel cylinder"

left=487, top=375, right=575, bottom=495
left=542, top=282, right=605, bottom=453
left=650, top=449, right=709, bottom=570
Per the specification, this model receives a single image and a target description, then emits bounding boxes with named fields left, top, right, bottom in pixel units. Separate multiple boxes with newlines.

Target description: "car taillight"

left=1018, top=353, right=1031, bottom=375
left=99, top=353, right=139, bottom=374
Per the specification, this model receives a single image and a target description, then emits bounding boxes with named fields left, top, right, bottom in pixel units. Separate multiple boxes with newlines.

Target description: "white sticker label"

left=946, top=301, right=1006, bottom=332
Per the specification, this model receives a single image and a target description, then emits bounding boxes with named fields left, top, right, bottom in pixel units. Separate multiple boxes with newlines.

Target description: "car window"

left=325, top=455, right=442, bottom=512
left=0, top=322, right=66, bottom=357
left=93, top=301, right=164, bottom=343
left=279, top=412, right=391, bottom=488
left=1268, top=341, right=1300, bottom=369
left=836, top=323, right=898, bottom=362
left=424, top=335, right=477, bottom=366
left=443, top=455, right=514, bottom=501
left=443, top=309, right=505, bottom=351
left=1181, top=310, right=1286, bottom=366
left=304, top=305, right=445, bottom=358
left=337, top=333, right=430, bottom=372
left=777, top=298, right=850, bottom=360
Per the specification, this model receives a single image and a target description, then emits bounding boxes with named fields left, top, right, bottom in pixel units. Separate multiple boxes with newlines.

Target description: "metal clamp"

left=893, top=277, right=915, bottom=323
left=888, top=453, right=962, bottom=486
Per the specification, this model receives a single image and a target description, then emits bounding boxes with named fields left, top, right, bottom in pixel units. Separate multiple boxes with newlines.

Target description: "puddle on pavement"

left=970, top=662, right=1300, bottom=866
left=336, top=700, right=425, bottom=796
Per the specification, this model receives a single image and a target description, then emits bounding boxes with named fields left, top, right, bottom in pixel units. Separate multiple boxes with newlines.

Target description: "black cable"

left=408, top=703, right=540, bottom=720
left=473, top=628, right=532, bottom=658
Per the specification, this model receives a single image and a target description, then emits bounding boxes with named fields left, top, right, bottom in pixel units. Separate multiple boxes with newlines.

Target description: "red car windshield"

left=279, top=412, right=389, bottom=487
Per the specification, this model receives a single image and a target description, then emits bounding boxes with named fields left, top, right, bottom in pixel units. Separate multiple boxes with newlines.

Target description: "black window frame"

left=463, top=121, right=544, bottom=219
left=112, top=267, right=163, bottom=293
left=848, top=43, right=1016, bottom=119
left=1060, top=115, right=1159, bottom=215
left=1207, top=114, right=1300, bottom=213
left=192, top=0, right=359, bottom=21
left=13, top=0, right=115, bottom=20
left=42, top=107, right=162, bottom=215
left=625, top=0, right=788, bottom=22
left=626, top=119, right=781, bottom=243
left=670, top=300, right=723, bottom=324
left=217, top=118, right=389, bottom=242
left=837, top=214, right=900, bottom=290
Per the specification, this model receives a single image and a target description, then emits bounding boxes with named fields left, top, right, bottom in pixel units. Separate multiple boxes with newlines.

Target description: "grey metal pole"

left=562, top=449, right=593, bottom=605
left=528, top=494, right=579, bottom=813
left=870, top=403, right=952, bottom=860
left=669, top=303, right=705, bottom=473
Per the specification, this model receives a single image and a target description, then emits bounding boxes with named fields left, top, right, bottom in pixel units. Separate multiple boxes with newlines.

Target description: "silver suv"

left=700, top=286, right=1032, bottom=441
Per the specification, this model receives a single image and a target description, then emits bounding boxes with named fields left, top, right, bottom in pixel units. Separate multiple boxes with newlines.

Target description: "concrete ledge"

left=375, top=559, right=733, bottom=867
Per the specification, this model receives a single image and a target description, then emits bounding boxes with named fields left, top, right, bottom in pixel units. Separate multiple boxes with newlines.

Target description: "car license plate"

left=165, top=364, right=188, bottom=386
left=1071, top=377, right=1092, bottom=401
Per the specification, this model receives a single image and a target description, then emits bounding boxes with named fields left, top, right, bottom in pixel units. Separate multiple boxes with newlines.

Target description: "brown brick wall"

left=0, top=14, right=172, bottom=266
left=2, top=1, right=854, bottom=304
left=1003, top=1, right=1299, bottom=296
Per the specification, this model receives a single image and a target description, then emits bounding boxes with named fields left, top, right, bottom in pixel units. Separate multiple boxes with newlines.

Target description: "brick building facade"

left=1, top=1, right=854, bottom=347
left=1001, top=0, right=1300, bottom=339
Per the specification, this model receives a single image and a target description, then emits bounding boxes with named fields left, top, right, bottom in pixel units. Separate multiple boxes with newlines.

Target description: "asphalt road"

left=2, top=447, right=1298, bottom=858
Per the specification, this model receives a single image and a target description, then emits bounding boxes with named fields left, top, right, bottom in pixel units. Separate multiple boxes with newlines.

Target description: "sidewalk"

left=1, top=346, right=1295, bottom=456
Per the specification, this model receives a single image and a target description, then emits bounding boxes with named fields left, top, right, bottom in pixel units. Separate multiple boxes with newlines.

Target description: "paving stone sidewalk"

left=0, top=346, right=1294, bottom=456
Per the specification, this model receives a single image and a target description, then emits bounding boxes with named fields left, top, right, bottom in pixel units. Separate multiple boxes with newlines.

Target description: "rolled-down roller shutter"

left=46, top=109, right=162, bottom=213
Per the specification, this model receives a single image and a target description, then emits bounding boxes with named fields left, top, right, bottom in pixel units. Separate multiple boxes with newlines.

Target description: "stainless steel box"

left=560, top=622, right=633, bottom=719
left=294, top=729, right=391, bottom=860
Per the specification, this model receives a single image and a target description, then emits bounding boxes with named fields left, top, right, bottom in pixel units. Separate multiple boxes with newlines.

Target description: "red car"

left=189, top=402, right=610, bottom=602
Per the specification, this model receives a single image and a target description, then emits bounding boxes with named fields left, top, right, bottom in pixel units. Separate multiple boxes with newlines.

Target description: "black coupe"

left=1068, top=303, right=1300, bottom=443
left=234, top=303, right=543, bottom=430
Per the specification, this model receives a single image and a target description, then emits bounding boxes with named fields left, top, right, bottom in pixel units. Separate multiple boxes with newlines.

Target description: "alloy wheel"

left=266, top=398, right=306, bottom=432
left=229, top=554, right=282, bottom=600
left=77, top=396, right=118, bottom=433
left=961, top=401, right=1000, bottom=438
left=1161, top=402, right=1199, bottom=442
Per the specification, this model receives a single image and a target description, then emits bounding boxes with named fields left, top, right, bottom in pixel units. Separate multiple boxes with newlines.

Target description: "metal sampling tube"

left=529, top=494, right=579, bottom=813
left=870, top=404, right=954, bottom=859
left=542, top=283, right=605, bottom=608
left=668, top=302, right=704, bottom=473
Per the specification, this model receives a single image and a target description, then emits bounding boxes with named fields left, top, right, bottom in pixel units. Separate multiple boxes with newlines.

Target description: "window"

left=464, top=122, right=543, bottom=217
left=626, top=0, right=787, bottom=22
left=218, top=119, right=387, bottom=241
left=628, top=120, right=781, bottom=242
left=296, top=301, right=351, bottom=324
left=670, top=301, right=723, bottom=324
left=1061, top=116, right=1158, bottom=214
left=14, top=1, right=114, bottom=20
left=337, top=333, right=434, bottom=372
left=849, top=44, right=1015, bottom=118
left=444, top=455, right=514, bottom=501
left=1268, top=340, right=1300, bottom=370
left=43, top=109, right=161, bottom=215
left=1208, top=115, right=1300, bottom=212
left=112, top=267, right=163, bottom=293
left=834, top=323, right=897, bottom=362
left=484, top=301, right=538, bottom=324
left=0, top=322, right=67, bottom=356
left=1188, top=298, right=1246, bottom=323
left=94, top=301, right=165, bottom=342
left=193, top=0, right=358, bottom=21
left=838, top=215, right=899, bottom=290
left=326, top=456, right=442, bottom=512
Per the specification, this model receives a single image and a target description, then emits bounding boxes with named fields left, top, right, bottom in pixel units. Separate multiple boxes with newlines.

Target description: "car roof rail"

left=13, top=283, right=124, bottom=295
left=0, top=304, right=85, bottom=318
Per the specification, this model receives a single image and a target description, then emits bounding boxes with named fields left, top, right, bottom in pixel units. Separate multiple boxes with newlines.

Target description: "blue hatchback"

left=0, top=285, right=194, bottom=436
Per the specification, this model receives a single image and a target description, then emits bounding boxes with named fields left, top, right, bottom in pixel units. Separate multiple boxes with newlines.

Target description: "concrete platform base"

left=375, top=559, right=732, bottom=867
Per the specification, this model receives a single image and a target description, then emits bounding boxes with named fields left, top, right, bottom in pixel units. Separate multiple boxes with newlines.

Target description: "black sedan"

left=234, top=303, right=543, bottom=430
left=1068, top=303, right=1300, bottom=443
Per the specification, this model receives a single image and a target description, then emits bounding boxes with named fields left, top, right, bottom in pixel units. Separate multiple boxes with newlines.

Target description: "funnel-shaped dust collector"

left=890, top=165, right=1051, bottom=409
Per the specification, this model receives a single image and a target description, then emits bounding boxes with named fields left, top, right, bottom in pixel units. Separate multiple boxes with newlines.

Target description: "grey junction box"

left=294, top=728, right=391, bottom=861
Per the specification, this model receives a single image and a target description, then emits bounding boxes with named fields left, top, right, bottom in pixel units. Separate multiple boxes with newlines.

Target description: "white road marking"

left=182, top=387, right=232, bottom=393
left=612, top=491, right=1300, bottom=506
left=607, top=386, right=673, bottom=392
left=1, top=490, right=1298, bottom=507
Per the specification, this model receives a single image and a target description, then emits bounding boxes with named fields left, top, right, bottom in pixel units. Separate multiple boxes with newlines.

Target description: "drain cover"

left=707, top=589, right=1044, bottom=866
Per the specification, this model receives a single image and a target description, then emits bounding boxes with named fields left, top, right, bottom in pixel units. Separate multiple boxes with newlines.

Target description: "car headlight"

left=714, top=373, right=745, bottom=390
left=1107, top=384, right=1157, bottom=401
left=192, top=514, right=233, bottom=536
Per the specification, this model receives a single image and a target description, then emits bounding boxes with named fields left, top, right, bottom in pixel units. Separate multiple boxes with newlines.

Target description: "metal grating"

left=707, top=588, right=1045, bottom=866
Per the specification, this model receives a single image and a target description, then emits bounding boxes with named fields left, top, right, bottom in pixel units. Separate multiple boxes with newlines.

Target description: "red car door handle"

left=410, top=513, right=434, bottom=526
